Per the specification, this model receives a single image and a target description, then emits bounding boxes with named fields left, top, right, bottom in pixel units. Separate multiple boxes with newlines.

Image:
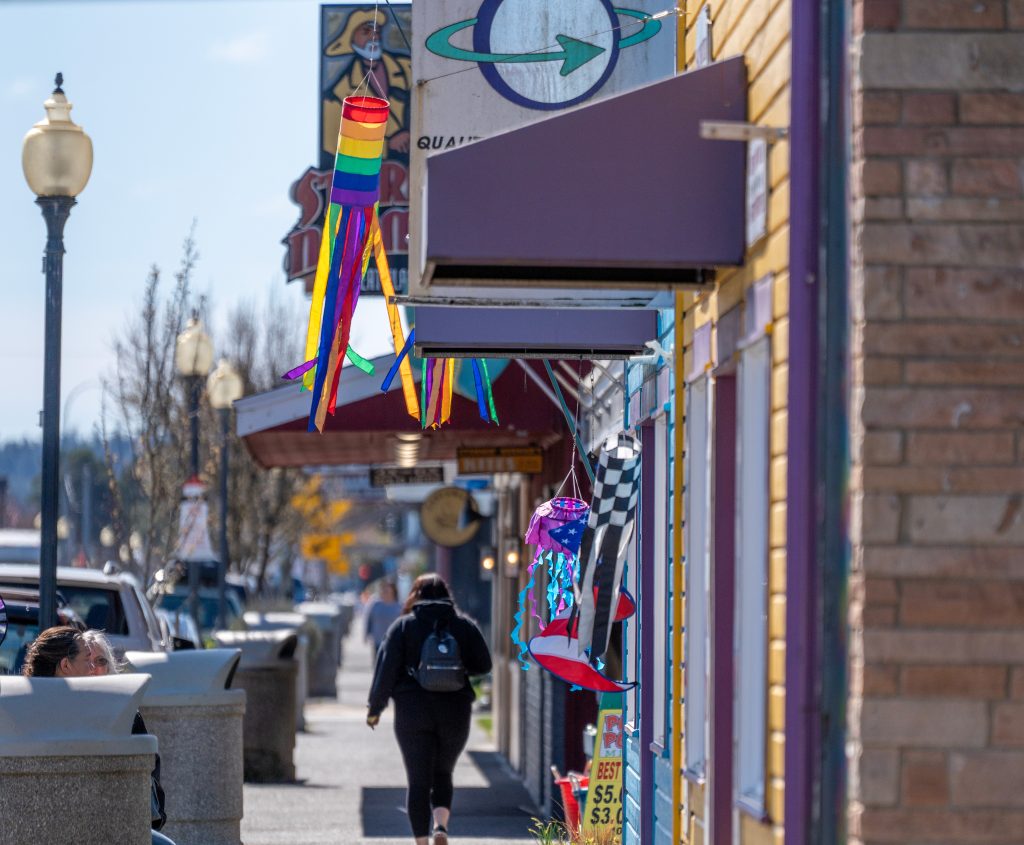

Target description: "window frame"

left=624, top=524, right=641, bottom=731
left=733, top=335, right=772, bottom=814
left=651, top=412, right=670, bottom=750
left=683, top=374, right=712, bottom=779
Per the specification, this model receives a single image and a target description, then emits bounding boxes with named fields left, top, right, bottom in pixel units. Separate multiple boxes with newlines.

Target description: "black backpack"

left=410, top=620, right=466, bottom=692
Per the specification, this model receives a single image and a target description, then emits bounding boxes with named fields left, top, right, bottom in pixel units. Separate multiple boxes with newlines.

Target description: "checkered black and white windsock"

left=574, top=433, right=642, bottom=661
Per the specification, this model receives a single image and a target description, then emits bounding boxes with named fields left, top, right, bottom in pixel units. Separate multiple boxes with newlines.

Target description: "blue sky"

left=0, top=0, right=392, bottom=439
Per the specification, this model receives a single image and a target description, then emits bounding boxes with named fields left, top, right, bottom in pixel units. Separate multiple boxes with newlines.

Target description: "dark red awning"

left=236, top=355, right=570, bottom=469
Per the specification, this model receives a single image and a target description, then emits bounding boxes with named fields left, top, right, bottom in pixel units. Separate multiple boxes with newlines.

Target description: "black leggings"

left=393, top=694, right=472, bottom=838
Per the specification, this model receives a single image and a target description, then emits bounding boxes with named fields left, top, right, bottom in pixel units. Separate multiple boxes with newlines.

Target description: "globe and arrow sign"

left=425, top=0, right=663, bottom=110
left=428, top=23, right=611, bottom=78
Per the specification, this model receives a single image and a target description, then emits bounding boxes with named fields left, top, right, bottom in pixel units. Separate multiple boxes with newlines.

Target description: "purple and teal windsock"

left=511, top=496, right=589, bottom=669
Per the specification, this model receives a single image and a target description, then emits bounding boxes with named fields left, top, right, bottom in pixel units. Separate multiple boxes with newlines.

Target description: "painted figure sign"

left=320, top=6, right=412, bottom=164
left=409, top=0, right=676, bottom=293
left=283, top=3, right=412, bottom=295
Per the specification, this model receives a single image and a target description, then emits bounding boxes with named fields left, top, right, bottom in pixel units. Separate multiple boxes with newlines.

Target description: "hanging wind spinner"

left=283, top=70, right=503, bottom=430
left=526, top=434, right=642, bottom=692
left=510, top=495, right=589, bottom=669
left=283, top=94, right=418, bottom=431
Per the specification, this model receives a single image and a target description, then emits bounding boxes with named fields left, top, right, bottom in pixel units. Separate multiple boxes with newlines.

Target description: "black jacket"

left=133, top=711, right=166, bottom=831
left=367, top=599, right=492, bottom=718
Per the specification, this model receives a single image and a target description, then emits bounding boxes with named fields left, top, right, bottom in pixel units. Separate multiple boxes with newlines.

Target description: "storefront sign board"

left=410, top=0, right=676, bottom=293
left=583, top=692, right=624, bottom=839
left=457, top=446, right=543, bottom=475
left=282, top=3, right=412, bottom=294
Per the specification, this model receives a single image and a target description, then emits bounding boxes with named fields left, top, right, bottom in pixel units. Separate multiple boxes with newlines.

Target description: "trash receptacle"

left=553, top=773, right=589, bottom=832
left=242, top=611, right=311, bottom=730
left=0, top=675, right=156, bottom=845
left=329, top=593, right=356, bottom=653
left=212, top=630, right=298, bottom=783
left=126, top=648, right=246, bottom=845
left=296, top=601, right=343, bottom=697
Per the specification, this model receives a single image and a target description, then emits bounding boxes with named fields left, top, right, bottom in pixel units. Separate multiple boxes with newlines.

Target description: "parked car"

left=0, top=529, right=41, bottom=564
left=0, top=564, right=168, bottom=654
left=0, top=586, right=85, bottom=675
left=153, top=587, right=244, bottom=637
left=153, top=605, right=203, bottom=650
left=151, top=559, right=250, bottom=611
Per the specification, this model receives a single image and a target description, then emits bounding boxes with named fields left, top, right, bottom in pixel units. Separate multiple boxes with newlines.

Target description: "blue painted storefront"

left=621, top=309, right=676, bottom=845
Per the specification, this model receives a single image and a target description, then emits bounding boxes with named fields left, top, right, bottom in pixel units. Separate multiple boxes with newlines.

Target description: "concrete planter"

left=242, top=611, right=312, bottom=730
left=0, top=675, right=156, bottom=845
left=327, top=594, right=356, bottom=654
left=212, top=630, right=298, bottom=783
left=127, top=649, right=246, bottom=845
left=297, top=601, right=343, bottom=697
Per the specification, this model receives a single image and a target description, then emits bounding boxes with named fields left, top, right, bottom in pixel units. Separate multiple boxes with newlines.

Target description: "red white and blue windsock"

left=528, top=591, right=637, bottom=692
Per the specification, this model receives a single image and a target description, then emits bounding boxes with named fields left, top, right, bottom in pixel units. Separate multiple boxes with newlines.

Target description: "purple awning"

left=423, top=57, right=748, bottom=290
left=414, top=306, right=658, bottom=359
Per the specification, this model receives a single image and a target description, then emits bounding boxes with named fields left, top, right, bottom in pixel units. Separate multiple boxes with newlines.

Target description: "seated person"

left=23, top=627, right=175, bottom=845
left=21, top=625, right=91, bottom=677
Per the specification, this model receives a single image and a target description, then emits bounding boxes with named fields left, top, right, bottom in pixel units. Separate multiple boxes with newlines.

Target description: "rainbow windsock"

left=283, top=95, right=418, bottom=432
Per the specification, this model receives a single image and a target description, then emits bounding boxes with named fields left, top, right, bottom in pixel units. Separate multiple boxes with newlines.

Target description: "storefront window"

left=734, top=336, right=771, bottom=810
left=684, top=375, right=711, bottom=776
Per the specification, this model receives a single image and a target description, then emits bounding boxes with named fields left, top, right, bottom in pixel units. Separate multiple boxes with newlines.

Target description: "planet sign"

left=426, top=0, right=662, bottom=110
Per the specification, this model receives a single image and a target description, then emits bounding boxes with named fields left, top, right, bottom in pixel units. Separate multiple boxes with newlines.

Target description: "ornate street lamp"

left=207, top=359, right=244, bottom=629
left=175, top=313, right=214, bottom=476
left=175, top=313, right=213, bottom=628
left=22, top=73, right=93, bottom=629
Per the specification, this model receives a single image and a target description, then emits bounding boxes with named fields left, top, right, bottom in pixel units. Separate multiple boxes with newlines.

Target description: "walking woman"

left=367, top=573, right=492, bottom=845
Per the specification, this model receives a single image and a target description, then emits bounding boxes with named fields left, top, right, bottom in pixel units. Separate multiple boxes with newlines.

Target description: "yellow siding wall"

left=677, top=0, right=791, bottom=842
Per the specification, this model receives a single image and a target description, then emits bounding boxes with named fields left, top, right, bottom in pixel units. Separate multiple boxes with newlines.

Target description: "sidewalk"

left=241, top=625, right=539, bottom=845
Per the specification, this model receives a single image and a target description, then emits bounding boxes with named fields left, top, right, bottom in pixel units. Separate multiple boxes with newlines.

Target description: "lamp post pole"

left=186, top=373, right=202, bottom=627
left=38, top=197, right=74, bottom=629
left=23, top=75, right=92, bottom=630
left=218, top=408, right=230, bottom=630
left=208, top=358, right=244, bottom=632
left=176, top=312, right=213, bottom=636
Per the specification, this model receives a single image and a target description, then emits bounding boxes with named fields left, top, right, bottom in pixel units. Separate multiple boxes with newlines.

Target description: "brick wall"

left=849, top=2, right=1024, bottom=843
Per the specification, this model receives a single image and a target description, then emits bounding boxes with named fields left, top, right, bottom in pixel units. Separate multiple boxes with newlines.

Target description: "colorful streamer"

left=283, top=95, right=418, bottom=431
left=282, top=87, right=507, bottom=432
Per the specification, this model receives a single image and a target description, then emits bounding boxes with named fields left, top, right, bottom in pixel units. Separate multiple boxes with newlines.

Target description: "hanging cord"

left=543, top=359, right=595, bottom=484
left=572, top=360, right=585, bottom=496
left=383, top=0, right=413, bottom=53
left=553, top=461, right=582, bottom=502
left=354, top=1, right=383, bottom=99
left=553, top=361, right=586, bottom=500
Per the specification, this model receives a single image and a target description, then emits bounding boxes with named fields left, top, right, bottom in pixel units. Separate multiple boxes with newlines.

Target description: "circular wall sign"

left=420, top=487, right=481, bottom=548
left=474, top=0, right=620, bottom=110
